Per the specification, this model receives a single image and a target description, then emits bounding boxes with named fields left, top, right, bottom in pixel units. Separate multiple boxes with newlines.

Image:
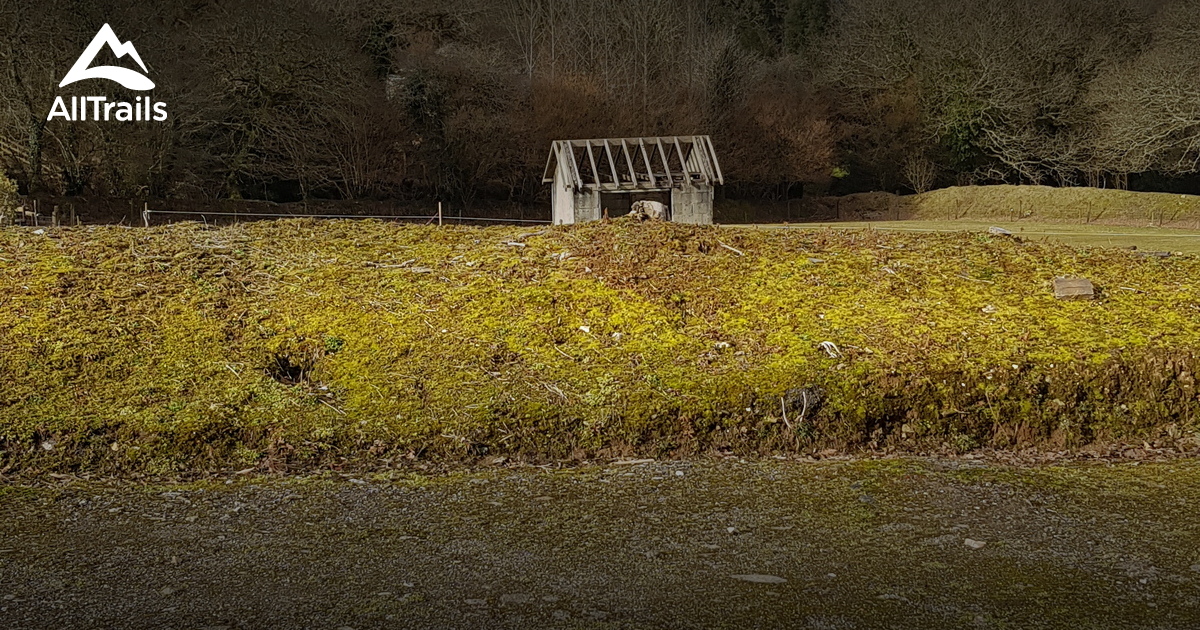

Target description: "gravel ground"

left=2, top=458, right=1199, bottom=629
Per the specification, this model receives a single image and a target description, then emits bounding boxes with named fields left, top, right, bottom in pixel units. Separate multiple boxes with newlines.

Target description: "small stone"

left=348, top=478, right=366, bottom=485
left=2, top=595, right=14, bottom=601
left=32, top=229, right=45, bottom=235
left=982, top=304, right=998, bottom=314
left=732, top=574, right=787, bottom=584
left=807, top=258, right=825, bottom=264
left=964, top=539, right=987, bottom=550
left=160, top=586, right=176, bottom=596
left=987, top=226, right=1012, bottom=236
left=185, top=515, right=198, bottom=523
left=858, top=494, right=876, bottom=505
left=726, top=527, right=738, bottom=534
left=1053, top=277, right=1094, bottom=300
left=1191, top=564, right=1200, bottom=573
left=675, top=470, right=685, bottom=477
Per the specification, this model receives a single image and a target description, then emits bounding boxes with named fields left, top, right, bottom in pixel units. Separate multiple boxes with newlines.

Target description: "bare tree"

left=1088, top=1, right=1200, bottom=179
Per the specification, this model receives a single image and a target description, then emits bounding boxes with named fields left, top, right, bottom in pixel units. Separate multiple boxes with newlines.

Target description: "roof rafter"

left=542, top=136, right=722, bottom=192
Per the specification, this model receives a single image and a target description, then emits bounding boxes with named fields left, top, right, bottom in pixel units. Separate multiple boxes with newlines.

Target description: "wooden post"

left=70, top=204, right=77, bottom=225
left=142, top=202, right=149, bottom=228
left=437, top=201, right=443, bottom=226
left=52, top=205, right=59, bottom=227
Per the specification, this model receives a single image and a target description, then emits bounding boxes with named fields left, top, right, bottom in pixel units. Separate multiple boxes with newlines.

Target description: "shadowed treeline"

left=1, top=0, right=1198, bottom=207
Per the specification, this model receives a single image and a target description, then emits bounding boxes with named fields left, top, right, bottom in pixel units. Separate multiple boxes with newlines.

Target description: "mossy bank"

left=2, top=220, right=1199, bottom=473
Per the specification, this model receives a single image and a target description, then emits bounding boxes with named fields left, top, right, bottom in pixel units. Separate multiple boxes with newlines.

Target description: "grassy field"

left=733, top=221, right=1200, bottom=254
left=3, top=218, right=1200, bottom=473
left=792, top=185, right=1200, bottom=229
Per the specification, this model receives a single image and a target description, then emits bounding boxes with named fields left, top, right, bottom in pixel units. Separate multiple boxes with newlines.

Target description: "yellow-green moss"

left=2, top=220, right=1199, bottom=472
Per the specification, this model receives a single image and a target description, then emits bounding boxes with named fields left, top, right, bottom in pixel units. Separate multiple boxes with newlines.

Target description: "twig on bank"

left=717, top=241, right=745, bottom=256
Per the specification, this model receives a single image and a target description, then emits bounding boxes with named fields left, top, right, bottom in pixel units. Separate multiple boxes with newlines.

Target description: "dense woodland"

left=1, top=0, right=1199, bottom=205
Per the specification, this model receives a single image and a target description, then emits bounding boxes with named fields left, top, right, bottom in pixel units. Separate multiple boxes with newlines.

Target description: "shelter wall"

left=671, top=184, right=714, bottom=224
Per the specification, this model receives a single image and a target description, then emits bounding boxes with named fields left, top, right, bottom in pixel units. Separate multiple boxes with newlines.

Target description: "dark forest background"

left=2, top=0, right=1199, bottom=208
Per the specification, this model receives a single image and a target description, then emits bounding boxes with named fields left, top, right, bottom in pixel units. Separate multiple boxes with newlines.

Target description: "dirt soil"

left=3, top=458, right=1199, bottom=629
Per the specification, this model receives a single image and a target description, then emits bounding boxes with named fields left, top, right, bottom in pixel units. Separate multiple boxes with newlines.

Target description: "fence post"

left=52, top=205, right=59, bottom=227
left=142, top=202, right=149, bottom=227
left=438, top=201, right=443, bottom=226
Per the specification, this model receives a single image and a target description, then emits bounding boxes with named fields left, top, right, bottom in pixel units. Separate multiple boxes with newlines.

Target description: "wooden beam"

left=704, top=136, right=724, bottom=185
left=655, top=138, right=673, bottom=186
left=638, top=139, right=657, bottom=186
left=687, top=135, right=716, bottom=185
left=584, top=140, right=601, bottom=187
left=568, top=142, right=583, bottom=189
left=602, top=139, right=621, bottom=187
left=619, top=138, right=637, bottom=186
left=542, top=142, right=562, bottom=184
left=673, top=137, right=692, bottom=182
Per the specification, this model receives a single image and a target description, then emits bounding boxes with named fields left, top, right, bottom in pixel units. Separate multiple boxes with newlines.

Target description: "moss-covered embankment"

left=2, top=220, right=1199, bottom=473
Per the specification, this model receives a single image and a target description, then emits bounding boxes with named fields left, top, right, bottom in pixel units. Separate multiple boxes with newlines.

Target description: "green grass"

left=3, top=219, right=1200, bottom=473
left=738, top=221, right=1200, bottom=254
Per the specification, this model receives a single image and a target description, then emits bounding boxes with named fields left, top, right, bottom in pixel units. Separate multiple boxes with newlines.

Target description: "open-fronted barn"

left=542, top=136, right=723, bottom=225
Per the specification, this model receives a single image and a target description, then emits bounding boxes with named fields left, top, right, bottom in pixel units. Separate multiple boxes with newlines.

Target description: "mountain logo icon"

left=59, top=24, right=154, bottom=91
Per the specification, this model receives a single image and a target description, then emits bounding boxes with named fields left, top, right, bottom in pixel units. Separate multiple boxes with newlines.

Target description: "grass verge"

left=2, top=219, right=1199, bottom=473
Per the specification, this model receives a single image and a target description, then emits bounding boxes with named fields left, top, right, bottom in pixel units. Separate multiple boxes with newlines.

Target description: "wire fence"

left=142, top=207, right=552, bottom=227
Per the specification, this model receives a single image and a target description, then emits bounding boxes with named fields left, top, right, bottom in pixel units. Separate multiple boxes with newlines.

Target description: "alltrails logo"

left=47, top=24, right=167, bottom=122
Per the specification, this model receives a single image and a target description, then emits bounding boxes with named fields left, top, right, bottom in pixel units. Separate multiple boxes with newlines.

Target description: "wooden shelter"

left=542, top=136, right=723, bottom=225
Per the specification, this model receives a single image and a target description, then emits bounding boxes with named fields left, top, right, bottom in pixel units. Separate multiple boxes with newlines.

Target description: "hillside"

left=2, top=220, right=1200, bottom=473
left=813, top=185, right=1200, bottom=228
